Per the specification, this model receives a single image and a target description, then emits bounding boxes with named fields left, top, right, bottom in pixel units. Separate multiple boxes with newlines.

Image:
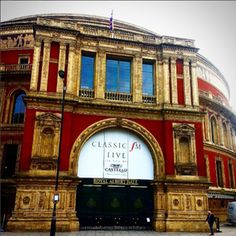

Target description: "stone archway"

left=69, top=118, right=165, bottom=179
left=69, top=118, right=166, bottom=230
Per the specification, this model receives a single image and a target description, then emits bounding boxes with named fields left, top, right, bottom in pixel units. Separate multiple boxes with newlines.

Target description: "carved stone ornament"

left=175, top=163, right=197, bottom=175
left=173, top=123, right=197, bottom=175
left=30, top=112, right=61, bottom=171
left=0, top=34, right=34, bottom=49
left=23, top=196, right=30, bottom=205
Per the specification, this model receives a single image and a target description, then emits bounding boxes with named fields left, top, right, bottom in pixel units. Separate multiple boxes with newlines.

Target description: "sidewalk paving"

left=1, top=224, right=235, bottom=236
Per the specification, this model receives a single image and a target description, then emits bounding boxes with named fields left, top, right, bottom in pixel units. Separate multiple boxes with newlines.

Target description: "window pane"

left=142, top=62, right=154, bottom=95
left=12, top=93, right=26, bottom=124
left=106, top=58, right=131, bottom=93
left=106, top=59, right=118, bottom=92
left=19, top=58, right=29, bottom=64
left=81, top=55, right=95, bottom=89
left=119, top=61, right=131, bottom=93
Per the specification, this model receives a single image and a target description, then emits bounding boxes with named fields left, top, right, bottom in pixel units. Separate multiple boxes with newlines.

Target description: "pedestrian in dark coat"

left=206, top=211, right=215, bottom=235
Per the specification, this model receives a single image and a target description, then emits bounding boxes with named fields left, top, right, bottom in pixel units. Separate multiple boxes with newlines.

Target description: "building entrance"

left=76, top=178, right=154, bottom=229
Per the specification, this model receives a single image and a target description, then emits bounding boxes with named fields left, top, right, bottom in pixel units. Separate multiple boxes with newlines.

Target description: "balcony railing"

left=0, top=64, right=32, bottom=72
left=105, top=92, right=132, bottom=102
left=79, top=89, right=94, bottom=98
left=142, top=95, right=156, bottom=104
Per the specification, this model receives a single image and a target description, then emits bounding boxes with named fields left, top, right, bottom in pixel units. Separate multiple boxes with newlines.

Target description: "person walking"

left=206, top=210, right=215, bottom=235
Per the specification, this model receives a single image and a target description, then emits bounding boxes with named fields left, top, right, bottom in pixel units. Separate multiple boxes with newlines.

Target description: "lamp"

left=50, top=70, right=66, bottom=236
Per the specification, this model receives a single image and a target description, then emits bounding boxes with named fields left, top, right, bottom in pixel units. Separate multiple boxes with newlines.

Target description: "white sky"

left=1, top=1, right=236, bottom=111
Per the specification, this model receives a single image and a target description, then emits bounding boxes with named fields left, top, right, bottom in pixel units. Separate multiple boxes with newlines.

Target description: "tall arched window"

left=12, top=91, right=26, bottom=124
left=222, top=122, right=228, bottom=148
left=210, top=116, right=218, bottom=144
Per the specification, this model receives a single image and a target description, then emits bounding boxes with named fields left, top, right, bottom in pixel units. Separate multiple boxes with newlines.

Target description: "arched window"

left=222, top=122, right=228, bottom=147
left=12, top=91, right=26, bottom=124
left=210, top=116, right=218, bottom=144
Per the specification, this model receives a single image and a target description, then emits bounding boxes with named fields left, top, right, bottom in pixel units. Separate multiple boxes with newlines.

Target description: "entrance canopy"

left=78, top=128, right=154, bottom=180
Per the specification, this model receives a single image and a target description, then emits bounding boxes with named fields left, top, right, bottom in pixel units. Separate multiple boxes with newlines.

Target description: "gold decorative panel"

left=30, top=112, right=61, bottom=172
left=173, top=123, right=197, bottom=175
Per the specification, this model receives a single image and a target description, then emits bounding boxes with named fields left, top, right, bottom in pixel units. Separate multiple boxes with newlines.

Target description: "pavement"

left=0, top=224, right=235, bottom=236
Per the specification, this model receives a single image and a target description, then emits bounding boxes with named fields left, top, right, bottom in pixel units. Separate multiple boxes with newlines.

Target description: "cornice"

left=199, top=95, right=236, bottom=129
left=25, top=93, right=204, bottom=122
left=204, top=142, right=236, bottom=158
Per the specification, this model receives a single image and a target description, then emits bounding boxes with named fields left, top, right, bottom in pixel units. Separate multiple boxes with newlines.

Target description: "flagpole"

left=110, top=10, right=114, bottom=38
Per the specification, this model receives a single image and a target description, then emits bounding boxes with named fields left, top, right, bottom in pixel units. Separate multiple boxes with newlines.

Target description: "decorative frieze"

left=0, top=33, right=34, bottom=49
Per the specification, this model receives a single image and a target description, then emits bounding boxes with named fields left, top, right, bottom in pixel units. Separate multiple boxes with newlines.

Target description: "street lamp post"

left=50, top=70, right=66, bottom=236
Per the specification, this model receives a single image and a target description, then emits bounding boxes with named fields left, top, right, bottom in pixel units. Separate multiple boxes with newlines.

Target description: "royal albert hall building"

left=0, top=14, right=236, bottom=232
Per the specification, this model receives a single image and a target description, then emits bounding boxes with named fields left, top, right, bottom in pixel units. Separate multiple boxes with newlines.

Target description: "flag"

left=109, top=10, right=114, bottom=31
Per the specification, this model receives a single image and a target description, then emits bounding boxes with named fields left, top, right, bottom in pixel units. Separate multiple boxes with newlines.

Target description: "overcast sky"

left=1, top=1, right=236, bottom=111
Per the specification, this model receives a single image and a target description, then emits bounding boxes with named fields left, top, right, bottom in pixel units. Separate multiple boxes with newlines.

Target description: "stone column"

left=227, top=123, right=233, bottom=150
left=66, top=42, right=77, bottom=95
left=231, top=129, right=236, bottom=151
left=218, top=116, right=224, bottom=146
left=190, top=60, right=199, bottom=106
left=75, top=44, right=81, bottom=95
left=57, top=42, right=67, bottom=93
left=204, top=111, right=210, bottom=141
left=133, top=54, right=142, bottom=103
left=183, top=58, right=191, bottom=106
left=163, top=57, right=170, bottom=104
left=157, top=57, right=163, bottom=104
left=30, top=39, right=42, bottom=91
left=152, top=182, right=166, bottom=232
left=40, top=39, right=51, bottom=92
left=95, top=49, right=106, bottom=99
left=170, top=57, right=178, bottom=104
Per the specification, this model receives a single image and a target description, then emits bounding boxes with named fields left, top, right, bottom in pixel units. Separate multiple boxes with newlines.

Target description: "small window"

left=142, top=61, right=154, bottom=96
left=106, top=57, right=131, bottom=93
left=216, top=160, right=224, bottom=187
left=229, top=162, right=235, bottom=188
left=1, top=144, right=18, bottom=178
left=211, top=117, right=218, bottom=144
left=19, top=58, right=29, bottom=64
left=12, top=92, right=26, bottom=124
left=80, top=53, right=95, bottom=90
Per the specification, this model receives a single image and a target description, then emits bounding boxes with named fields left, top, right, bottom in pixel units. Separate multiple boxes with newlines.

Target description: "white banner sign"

left=78, top=128, right=154, bottom=180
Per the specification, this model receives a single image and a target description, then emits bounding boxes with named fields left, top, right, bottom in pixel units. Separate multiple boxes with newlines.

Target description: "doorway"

left=76, top=179, right=154, bottom=229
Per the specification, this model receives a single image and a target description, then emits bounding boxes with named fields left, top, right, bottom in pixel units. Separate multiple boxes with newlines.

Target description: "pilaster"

left=66, top=42, right=77, bottom=95
left=57, top=42, right=67, bottom=93
left=190, top=60, right=199, bottom=106
left=133, top=54, right=142, bottom=103
left=30, top=40, right=42, bottom=91
left=95, top=49, right=106, bottom=99
left=170, top=57, right=178, bottom=104
left=218, top=116, right=224, bottom=146
left=183, top=58, right=191, bottom=106
left=163, top=57, right=170, bottom=104
left=74, top=43, right=81, bottom=95
left=40, top=39, right=51, bottom=92
left=152, top=182, right=166, bottom=232
left=157, top=58, right=163, bottom=104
